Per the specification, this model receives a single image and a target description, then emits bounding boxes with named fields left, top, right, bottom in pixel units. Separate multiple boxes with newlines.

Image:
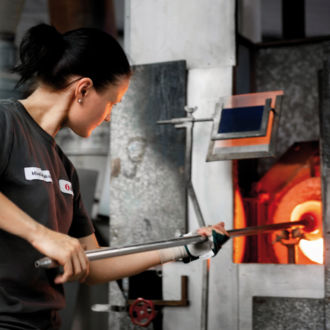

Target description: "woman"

left=0, top=24, right=229, bottom=329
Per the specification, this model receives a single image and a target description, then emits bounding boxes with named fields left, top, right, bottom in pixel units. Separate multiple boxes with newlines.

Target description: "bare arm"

left=0, top=192, right=89, bottom=284
left=79, top=234, right=161, bottom=285
left=0, top=193, right=228, bottom=285
left=80, top=222, right=229, bottom=285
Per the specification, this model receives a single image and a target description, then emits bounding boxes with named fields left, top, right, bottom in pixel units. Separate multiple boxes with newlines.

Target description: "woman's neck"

left=19, top=85, right=74, bottom=137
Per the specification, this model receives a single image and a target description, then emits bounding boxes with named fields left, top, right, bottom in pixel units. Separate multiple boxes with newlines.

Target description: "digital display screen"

left=218, top=105, right=264, bottom=134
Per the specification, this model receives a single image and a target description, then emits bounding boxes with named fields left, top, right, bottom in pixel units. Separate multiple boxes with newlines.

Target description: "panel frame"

left=206, top=93, right=283, bottom=161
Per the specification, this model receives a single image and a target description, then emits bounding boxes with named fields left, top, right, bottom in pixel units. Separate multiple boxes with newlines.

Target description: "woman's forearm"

left=79, top=234, right=162, bottom=284
left=81, top=222, right=229, bottom=285
left=87, top=250, right=161, bottom=285
left=0, top=192, right=90, bottom=283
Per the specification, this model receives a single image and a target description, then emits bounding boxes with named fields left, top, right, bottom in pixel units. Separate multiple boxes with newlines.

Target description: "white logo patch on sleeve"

left=59, top=179, right=74, bottom=196
left=24, top=167, right=52, bottom=182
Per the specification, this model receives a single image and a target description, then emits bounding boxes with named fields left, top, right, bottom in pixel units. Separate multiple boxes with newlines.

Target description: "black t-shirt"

left=0, top=99, right=95, bottom=329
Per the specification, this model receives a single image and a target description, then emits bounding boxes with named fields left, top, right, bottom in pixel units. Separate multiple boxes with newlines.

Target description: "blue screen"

left=218, top=105, right=264, bottom=134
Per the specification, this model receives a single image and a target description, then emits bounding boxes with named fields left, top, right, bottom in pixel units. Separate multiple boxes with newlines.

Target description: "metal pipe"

left=157, top=117, right=212, bottom=125
left=35, top=219, right=308, bottom=269
left=187, top=181, right=207, bottom=229
left=201, top=260, right=209, bottom=330
left=35, top=234, right=207, bottom=269
left=227, top=219, right=308, bottom=237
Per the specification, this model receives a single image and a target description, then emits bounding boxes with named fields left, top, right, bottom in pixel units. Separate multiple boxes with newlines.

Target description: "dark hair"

left=13, top=24, right=132, bottom=91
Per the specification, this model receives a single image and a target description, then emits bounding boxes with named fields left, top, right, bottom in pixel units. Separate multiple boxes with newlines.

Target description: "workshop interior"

left=1, top=0, right=330, bottom=329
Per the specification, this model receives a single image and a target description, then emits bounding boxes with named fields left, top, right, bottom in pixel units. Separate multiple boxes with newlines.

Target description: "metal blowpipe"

left=35, top=234, right=207, bottom=269
left=34, top=219, right=308, bottom=269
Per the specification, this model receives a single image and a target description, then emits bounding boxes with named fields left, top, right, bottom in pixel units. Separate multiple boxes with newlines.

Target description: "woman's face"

left=68, top=76, right=130, bottom=137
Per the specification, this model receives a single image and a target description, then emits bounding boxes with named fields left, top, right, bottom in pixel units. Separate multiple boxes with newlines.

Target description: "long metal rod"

left=157, top=117, right=212, bottom=125
left=201, top=260, right=209, bottom=330
left=35, top=234, right=207, bottom=269
left=227, top=219, right=307, bottom=237
left=35, top=219, right=307, bottom=269
left=187, top=181, right=207, bottom=228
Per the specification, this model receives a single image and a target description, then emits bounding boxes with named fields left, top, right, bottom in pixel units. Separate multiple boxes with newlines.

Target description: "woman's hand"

left=183, top=222, right=230, bottom=262
left=197, top=221, right=229, bottom=237
left=0, top=193, right=89, bottom=284
left=30, top=227, right=89, bottom=284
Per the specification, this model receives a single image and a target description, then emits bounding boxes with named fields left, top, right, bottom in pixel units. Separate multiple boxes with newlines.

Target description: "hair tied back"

left=14, top=24, right=66, bottom=87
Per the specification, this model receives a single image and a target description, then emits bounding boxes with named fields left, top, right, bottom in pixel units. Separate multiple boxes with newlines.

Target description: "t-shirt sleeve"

left=68, top=171, right=95, bottom=238
left=0, top=108, right=13, bottom=178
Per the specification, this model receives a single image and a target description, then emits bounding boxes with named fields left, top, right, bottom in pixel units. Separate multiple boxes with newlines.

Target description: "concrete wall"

left=123, top=1, right=236, bottom=329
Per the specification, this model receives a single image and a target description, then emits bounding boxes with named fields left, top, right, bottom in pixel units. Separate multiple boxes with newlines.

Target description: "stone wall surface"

left=255, top=42, right=329, bottom=173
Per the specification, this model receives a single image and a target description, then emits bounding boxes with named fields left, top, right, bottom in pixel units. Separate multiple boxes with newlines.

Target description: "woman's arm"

left=80, top=222, right=228, bottom=285
left=0, top=192, right=89, bottom=284
left=79, top=234, right=161, bottom=285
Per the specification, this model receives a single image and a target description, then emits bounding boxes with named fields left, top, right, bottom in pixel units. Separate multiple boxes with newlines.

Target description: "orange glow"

left=234, top=140, right=321, bottom=264
left=290, top=200, right=323, bottom=264
left=290, top=201, right=322, bottom=239
left=272, top=177, right=323, bottom=264
left=226, top=90, right=283, bottom=109
left=233, top=187, right=246, bottom=263
left=299, top=238, right=323, bottom=264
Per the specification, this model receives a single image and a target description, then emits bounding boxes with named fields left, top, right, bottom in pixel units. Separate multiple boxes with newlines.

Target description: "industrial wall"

left=111, top=1, right=236, bottom=329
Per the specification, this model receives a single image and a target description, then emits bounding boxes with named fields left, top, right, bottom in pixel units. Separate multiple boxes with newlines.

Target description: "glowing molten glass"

left=290, top=200, right=323, bottom=264
left=299, top=238, right=323, bottom=264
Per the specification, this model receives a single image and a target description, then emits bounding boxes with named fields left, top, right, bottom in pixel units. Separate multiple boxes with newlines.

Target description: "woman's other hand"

left=31, top=227, right=89, bottom=284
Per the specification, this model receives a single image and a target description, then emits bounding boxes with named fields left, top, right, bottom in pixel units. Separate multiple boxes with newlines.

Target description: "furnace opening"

left=233, top=141, right=323, bottom=264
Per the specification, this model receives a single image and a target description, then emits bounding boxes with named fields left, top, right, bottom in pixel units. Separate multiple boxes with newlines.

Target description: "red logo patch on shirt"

left=59, top=179, right=74, bottom=196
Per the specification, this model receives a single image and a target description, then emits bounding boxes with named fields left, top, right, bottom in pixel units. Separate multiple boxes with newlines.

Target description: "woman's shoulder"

left=0, top=99, right=16, bottom=122
left=0, top=99, right=18, bottom=116
left=0, top=98, right=16, bottom=106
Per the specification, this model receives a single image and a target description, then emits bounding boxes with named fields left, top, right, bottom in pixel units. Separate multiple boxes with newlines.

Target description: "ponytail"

left=13, top=23, right=131, bottom=91
left=14, top=24, right=66, bottom=88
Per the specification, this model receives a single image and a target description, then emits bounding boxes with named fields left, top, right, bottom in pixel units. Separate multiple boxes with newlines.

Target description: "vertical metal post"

left=180, top=107, right=209, bottom=330
left=200, top=260, right=209, bottom=330
left=286, top=245, right=296, bottom=264
left=158, top=107, right=214, bottom=330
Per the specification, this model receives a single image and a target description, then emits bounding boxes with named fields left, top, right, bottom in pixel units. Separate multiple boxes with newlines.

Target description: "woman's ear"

left=74, top=77, right=93, bottom=100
